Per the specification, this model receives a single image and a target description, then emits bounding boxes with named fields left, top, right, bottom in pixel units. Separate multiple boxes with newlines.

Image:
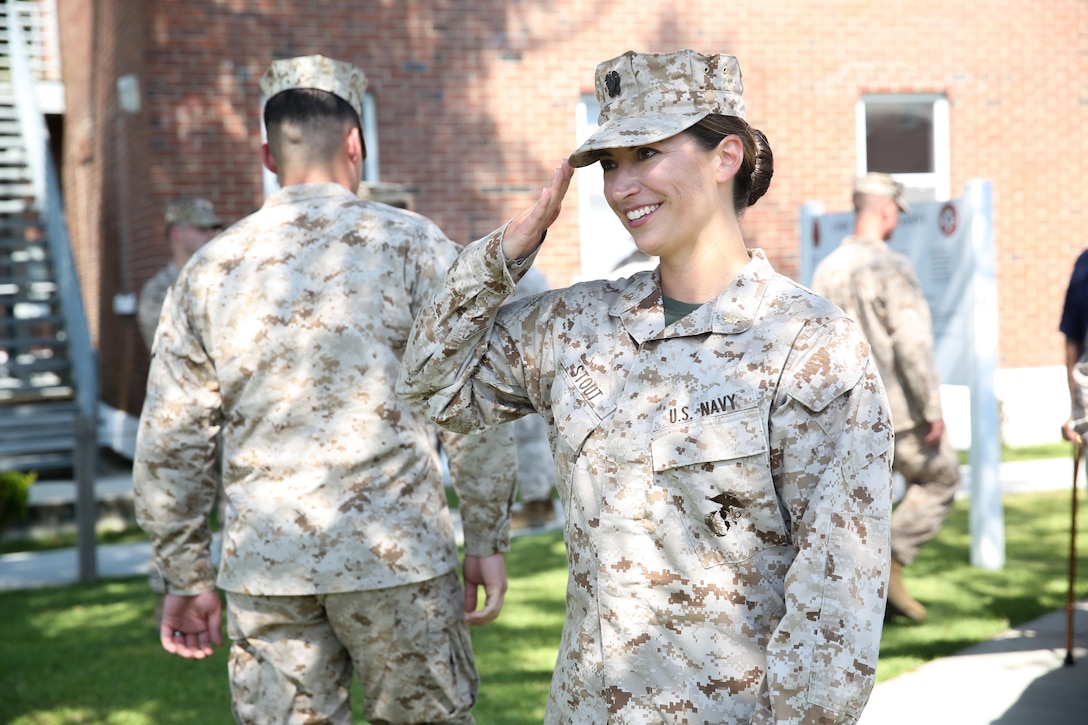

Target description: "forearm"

left=440, top=425, right=518, bottom=557
left=884, top=275, right=944, bottom=422
left=134, top=318, right=222, bottom=594
left=890, top=321, right=943, bottom=425
left=1066, top=338, right=1082, bottom=402
left=758, top=455, right=891, bottom=723
left=397, top=225, right=535, bottom=431
left=134, top=440, right=219, bottom=594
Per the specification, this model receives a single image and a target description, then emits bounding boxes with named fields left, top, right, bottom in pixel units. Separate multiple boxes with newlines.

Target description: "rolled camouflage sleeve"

left=133, top=283, right=221, bottom=596
left=881, top=266, right=944, bottom=425
left=438, top=425, right=517, bottom=557
left=754, top=318, right=894, bottom=724
left=136, top=263, right=177, bottom=351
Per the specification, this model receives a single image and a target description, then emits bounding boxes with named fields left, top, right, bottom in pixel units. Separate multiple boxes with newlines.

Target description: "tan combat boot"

left=888, top=559, right=927, bottom=623
left=510, top=500, right=557, bottom=530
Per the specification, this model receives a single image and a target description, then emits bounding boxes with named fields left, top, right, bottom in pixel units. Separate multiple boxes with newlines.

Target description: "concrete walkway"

left=2, top=456, right=1087, bottom=723
left=859, top=601, right=1088, bottom=724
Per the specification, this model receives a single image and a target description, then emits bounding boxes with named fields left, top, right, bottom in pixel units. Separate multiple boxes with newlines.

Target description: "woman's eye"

left=599, top=159, right=616, bottom=171
left=637, top=147, right=657, bottom=160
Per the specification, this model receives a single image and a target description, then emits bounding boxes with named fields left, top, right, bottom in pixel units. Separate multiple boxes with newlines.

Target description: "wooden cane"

left=1065, top=439, right=1082, bottom=666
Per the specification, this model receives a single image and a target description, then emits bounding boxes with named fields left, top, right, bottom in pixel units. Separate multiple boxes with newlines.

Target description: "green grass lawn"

left=878, top=486, right=1088, bottom=680
left=2, top=487, right=1086, bottom=723
left=0, top=442, right=1072, bottom=556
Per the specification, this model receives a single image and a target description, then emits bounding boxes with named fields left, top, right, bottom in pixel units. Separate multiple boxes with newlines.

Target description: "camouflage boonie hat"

left=164, top=198, right=222, bottom=229
left=854, top=172, right=911, bottom=212
left=568, top=49, right=746, bottom=168
left=260, top=54, right=367, bottom=120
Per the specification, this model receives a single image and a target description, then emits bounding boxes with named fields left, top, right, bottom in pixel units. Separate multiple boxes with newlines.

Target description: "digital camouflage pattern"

left=506, top=267, right=556, bottom=503
left=227, top=571, right=476, bottom=725
left=137, top=260, right=178, bottom=349
left=397, top=232, right=895, bottom=724
left=810, top=236, right=943, bottom=435
left=569, top=49, right=746, bottom=168
left=164, top=197, right=222, bottom=228
left=811, top=236, right=961, bottom=567
left=260, top=54, right=367, bottom=117
left=134, top=182, right=516, bottom=598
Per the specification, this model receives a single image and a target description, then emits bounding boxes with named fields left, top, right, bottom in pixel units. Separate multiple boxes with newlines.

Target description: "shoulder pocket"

left=551, top=364, right=611, bottom=456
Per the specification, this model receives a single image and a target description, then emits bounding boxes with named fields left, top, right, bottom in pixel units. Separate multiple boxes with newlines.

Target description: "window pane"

left=865, top=102, right=934, bottom=174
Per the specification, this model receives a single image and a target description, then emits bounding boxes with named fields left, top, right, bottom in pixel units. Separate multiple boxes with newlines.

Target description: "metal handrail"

left=7, top=11, right=98, bottom=418
left=3, top=1, right=62, bottom=83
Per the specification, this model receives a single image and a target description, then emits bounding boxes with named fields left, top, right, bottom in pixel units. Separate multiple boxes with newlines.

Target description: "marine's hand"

left=501, top=160, right=574, bottom=260
left=1062, top=417, right=1081, bottom=443
left=924, top=419, right=946, bottom=448
left=160, top=591, right=223, bottom=659
left=463, top=553, right=508, bottom=626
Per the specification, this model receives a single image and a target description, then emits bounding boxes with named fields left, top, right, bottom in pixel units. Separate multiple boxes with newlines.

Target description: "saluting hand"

left=501, top=160, right=574, bottom=261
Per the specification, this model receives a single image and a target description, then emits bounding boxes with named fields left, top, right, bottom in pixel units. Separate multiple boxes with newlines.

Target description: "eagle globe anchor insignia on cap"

left=605, top=70, right=621, bottom=98
left=568, top=49, right=747, bottom=168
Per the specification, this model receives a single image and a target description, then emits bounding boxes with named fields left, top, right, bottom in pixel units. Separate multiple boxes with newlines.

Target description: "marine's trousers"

left=890, top=425, right=961, bottom=566
left=226, top=570, right=477, bottom=725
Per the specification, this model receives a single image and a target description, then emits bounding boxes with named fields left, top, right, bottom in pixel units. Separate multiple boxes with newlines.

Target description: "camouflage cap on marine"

left=260, top=54, right=369, bottom=158
left=164, top=198, right=222, bottom=229
left=854, top=172, right=911, bottom=213
left=568, top=49, right=746, bottom=168
left=260, top=54, right=367, bottom=120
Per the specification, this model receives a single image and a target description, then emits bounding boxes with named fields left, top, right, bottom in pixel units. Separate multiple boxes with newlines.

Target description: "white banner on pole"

left=800, top=197, right=974, bottom=387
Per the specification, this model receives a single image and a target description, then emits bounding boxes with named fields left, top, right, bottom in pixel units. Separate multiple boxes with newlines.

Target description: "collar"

left=263, top=182, right=358, bottom=207
left=611, top=249, right=775, bottom=343
left=842, top=234, right=886, bottom=246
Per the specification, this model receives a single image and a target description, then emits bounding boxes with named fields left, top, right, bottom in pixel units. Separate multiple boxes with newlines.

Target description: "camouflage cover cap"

left=854, top=172, right=911, bottom=212
left=568, top=49, right=746, bottom=168
left=260, top=54, right=367, bottom=119
left=164, top=198, right=222, bottom=228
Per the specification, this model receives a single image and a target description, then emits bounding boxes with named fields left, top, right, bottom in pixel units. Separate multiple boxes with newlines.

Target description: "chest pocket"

left=651, top=407, right=790, bottom=568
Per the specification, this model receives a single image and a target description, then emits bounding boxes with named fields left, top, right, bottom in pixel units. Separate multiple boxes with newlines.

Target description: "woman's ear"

left=715, top=135, right=744, bottom=182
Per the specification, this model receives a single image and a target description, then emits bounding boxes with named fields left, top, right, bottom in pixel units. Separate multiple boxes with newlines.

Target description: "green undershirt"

left=663, top=295, right=703, bottom=326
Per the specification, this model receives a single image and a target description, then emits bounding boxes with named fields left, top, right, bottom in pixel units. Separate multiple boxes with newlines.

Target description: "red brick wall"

left=58, top=0, right=157, bottom=414
left=57, top=1, right=1088, bottom=414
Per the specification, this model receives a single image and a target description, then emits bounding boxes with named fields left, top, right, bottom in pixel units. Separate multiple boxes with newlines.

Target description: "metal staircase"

left=0, top=0, right=95, bottom=473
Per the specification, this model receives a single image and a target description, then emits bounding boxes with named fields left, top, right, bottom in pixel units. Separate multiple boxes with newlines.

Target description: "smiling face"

left=597, top=133, right=737, bottom=264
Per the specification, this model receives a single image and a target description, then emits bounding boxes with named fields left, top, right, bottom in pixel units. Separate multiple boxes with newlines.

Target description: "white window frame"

left=360, top=93, right=379, bottom=182
left=856, top=93, right=950, bottom=201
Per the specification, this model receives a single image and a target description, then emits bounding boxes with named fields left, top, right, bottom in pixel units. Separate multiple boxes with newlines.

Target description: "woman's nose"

left=607, top=164, right=639, bottom=199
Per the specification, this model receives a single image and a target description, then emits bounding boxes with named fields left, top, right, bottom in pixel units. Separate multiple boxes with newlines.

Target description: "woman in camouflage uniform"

left=398, top=49, right=894, bottom=724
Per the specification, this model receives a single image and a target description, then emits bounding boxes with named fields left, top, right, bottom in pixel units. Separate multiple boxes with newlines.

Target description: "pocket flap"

left=651, top=407, right=767, bottom=472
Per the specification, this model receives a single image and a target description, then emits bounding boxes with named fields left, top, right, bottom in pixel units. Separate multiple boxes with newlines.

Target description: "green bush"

left=0, top=470, right=36, bottom=531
